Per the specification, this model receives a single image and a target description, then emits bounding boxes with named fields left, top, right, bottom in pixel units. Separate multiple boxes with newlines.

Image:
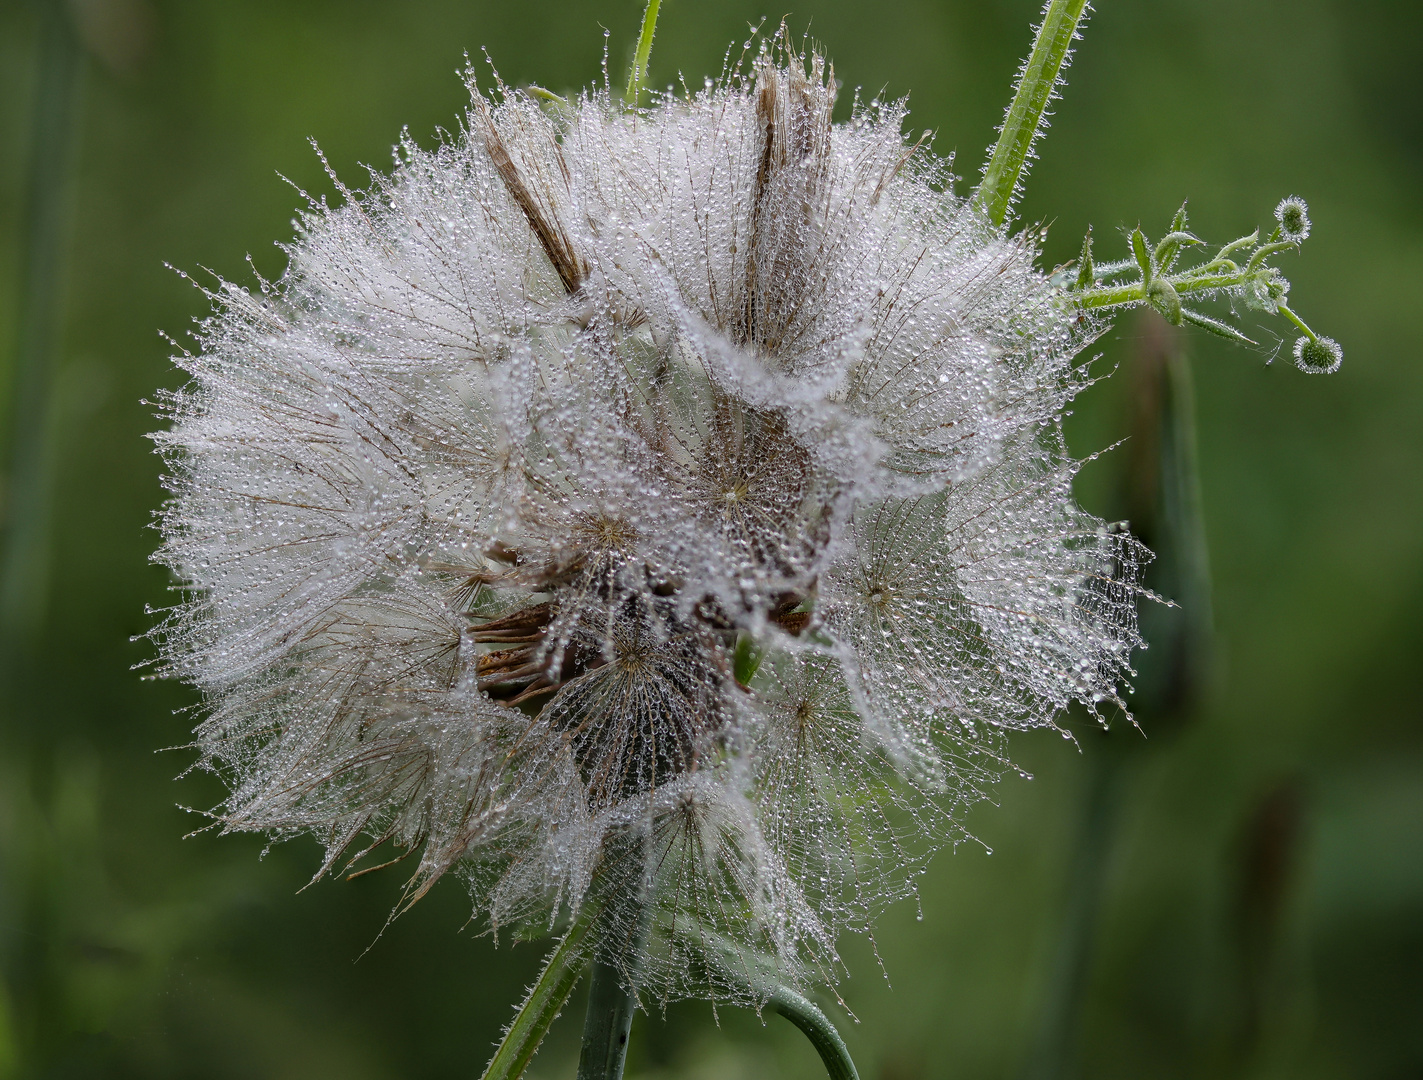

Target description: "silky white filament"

left=151, top=35, right=1145, bottom=1006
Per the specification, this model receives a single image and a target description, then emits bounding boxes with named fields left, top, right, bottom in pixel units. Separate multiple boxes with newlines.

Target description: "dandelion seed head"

left=151, top=33, right=1145, bottom=1006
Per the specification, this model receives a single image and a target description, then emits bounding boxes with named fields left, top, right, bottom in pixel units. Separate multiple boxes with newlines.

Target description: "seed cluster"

left=152, top=38, right=1145, bottom=1003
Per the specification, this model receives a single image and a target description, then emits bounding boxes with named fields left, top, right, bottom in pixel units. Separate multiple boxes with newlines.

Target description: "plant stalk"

left=770, top=986, right=861, bottom=1080
left=975, top=0, right=1090, bottom=227
left=1073, top=265, right=1279, bottom=311
left=479, top=916, right=595, bottom=1080
left=575, top=953, right=640, bottom=1080
left=576, top=828, right=651, bottom=1080
left=624, top=0, right=663, bottom=107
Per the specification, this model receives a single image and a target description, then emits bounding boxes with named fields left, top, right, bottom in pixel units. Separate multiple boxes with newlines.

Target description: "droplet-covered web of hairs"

left=150, top=32, right=1146, bottom=1007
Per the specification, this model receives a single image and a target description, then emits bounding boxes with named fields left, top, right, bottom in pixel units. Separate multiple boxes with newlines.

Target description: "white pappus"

left=150, top=34, right=1147, bottom=1007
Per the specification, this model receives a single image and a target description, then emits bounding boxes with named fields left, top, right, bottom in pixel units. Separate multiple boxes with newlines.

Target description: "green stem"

left=624, top=0, right=663, bottom=107
left=1245, top=241, right=1297, bottom=272
left=479, top=917, right=595, bottom=1080
left=1074, top=270, right=1262, bottom=312
left=1072, top=281, right=1147, bottom=309
left=575, top=954, right=640, bottom=1080
left=975, top=0, right=1090, bottom=227
left=576, top=828, right=651, bottom=1080
left=769, top=987, right=861, bottom=1080
left=1277, top=302, right=1317, bottom=342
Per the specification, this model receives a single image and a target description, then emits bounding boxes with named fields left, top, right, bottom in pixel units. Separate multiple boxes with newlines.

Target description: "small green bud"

left=1274, top=196, right=1311, bottom=243
left=1246, top=269, right=1289, bottom=313
left=1293, top=335, right=1342, bottom=374
left=1075, top=226, right=1095, bottom=290
left=1130, top=227, right=1153, bottom=283
left=1154, top=230, right=1199, bottom=272
left=1147, top=278, right=1182, bottom=325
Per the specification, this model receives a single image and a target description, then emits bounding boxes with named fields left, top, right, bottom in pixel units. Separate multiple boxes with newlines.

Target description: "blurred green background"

left=0, top=0, right=1419, bottom=1077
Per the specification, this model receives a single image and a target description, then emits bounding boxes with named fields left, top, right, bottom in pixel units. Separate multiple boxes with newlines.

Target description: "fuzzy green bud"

left=1147, top=277, right=1182, bottom=325
left=1293, top=335, right=1342, bottom=374
left=1075, top=226, right=1095, bottom=290
left=1274, top=196, right=1311, bottom=243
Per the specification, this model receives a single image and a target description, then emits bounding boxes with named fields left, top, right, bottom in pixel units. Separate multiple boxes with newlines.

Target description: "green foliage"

left=1066, top=200, right=1336, bottom=363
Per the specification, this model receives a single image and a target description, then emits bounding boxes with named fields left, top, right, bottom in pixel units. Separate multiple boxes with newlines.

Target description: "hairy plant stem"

left=479, top=916, right=595, bottom=1080
left=1074, top=269, right=1275, bottom=313
left=976, top=0, right=1090, bottom=227
left=624, top=0, right=662, bottom=107
left=770, top=987, right=861, bottom=1080
left=1276, top=302, right=1320, bottom=342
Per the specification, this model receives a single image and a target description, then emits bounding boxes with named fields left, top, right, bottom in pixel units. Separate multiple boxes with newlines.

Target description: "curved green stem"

left=1246, top=241, right=1297, bottom=272
left=769, top=986, right=861, bottom=1080
left=479, top=916, right=595, bottom=1080
left=624, top=0, right=663, bottom=108
left=1215, top=231, right=1258, bottom=261
left=976, top=0, right=1090, bottom=227
left=1277, top=302, right=1317, bottom=342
